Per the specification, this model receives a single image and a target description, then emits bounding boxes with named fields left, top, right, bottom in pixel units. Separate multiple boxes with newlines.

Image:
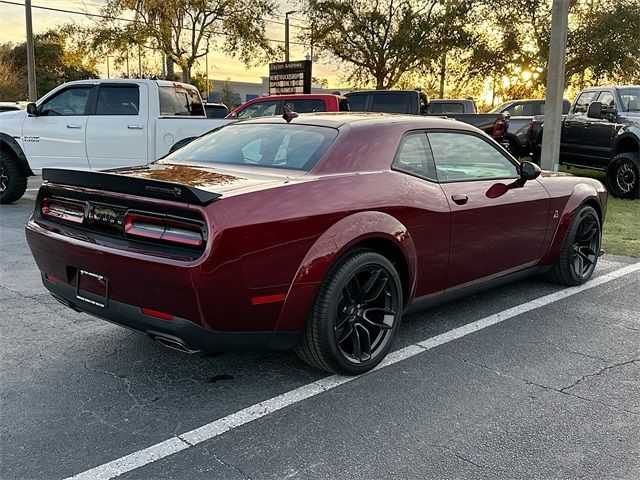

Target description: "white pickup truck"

left=0, top=79, right=230, bottom=204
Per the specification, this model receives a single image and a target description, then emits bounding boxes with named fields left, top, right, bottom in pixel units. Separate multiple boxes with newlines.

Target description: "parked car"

left=26, top=113, right=606, bottom=375
left=426, top=98, right=477, bottom=114
left=529, top=86, right=640, bottom=198
left=226, top=94, right=349, bottom=119
left=0, top=79, right=231, bottom=204
left=204, top=102, right=229, bottom=118
left=490, top=99, right=570, bottom=158
left=345, top=90, right=509, bottom=144
left=0, top=102, right=23, bottom=113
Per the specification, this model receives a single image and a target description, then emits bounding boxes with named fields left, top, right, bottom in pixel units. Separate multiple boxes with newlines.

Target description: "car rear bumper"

left=43, top=274, right=299, bottom=352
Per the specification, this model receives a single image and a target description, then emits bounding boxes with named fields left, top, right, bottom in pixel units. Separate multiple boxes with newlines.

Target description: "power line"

left=0, top=0, right=309, bottom=44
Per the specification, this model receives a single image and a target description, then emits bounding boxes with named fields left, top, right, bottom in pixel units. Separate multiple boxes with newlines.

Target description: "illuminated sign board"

left=268, top=60, right=312, bottom=95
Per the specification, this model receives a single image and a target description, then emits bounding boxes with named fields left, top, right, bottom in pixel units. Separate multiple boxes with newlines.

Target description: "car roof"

left=236, top=112, right=471, bottom=130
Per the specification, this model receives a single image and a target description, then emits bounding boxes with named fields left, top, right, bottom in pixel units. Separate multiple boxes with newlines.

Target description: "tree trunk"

left=181, top=67, right=190, bottom=83
left=166, top=57, right=174, bottom=80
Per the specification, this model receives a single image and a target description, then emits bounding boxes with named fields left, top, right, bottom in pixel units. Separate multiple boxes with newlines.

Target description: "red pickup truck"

left=226, top=94, right=349, bottom=119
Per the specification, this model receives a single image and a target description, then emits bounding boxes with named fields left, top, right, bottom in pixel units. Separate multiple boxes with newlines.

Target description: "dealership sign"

left=268, top=60, right=312, bottom=95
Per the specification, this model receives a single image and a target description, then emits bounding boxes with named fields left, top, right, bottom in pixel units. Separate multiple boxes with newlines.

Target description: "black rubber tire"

left=508, top=138, right=521, bottom=159
left=606, top=152, right=640, bottom=199
left=545, top=205, right=601, bottom=286
left=531, top=143, right=541, bottom=165
left=0, top=150, right=28, bottom=204
left=294, top=249, right=403, bottom=375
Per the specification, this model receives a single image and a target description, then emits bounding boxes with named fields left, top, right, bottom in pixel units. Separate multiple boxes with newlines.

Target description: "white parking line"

left=66, top=262, right=640, bottom=480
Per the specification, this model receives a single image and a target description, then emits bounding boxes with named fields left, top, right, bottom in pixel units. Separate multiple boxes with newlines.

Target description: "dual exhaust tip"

left=151, top=334, right=200, bottom=354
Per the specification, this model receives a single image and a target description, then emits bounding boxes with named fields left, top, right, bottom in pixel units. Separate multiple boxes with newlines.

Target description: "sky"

left=0, top=0, right=345, bottom=86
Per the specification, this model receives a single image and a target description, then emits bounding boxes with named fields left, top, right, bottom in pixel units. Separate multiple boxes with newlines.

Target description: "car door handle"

left=127, top=125, right=144, bottom=129
left=66, top=124, right=82, bottom=129
left=451, top=194, right=468, bottom=205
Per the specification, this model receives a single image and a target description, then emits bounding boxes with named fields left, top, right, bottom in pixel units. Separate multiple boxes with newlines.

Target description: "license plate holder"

left=76, top=270, right=109, bottom=308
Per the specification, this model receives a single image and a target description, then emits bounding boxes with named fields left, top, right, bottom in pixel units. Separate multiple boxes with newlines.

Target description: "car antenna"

left=282, top=106, right=299, bottom=123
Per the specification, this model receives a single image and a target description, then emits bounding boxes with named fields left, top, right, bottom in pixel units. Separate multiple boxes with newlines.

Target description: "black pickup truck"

left=345, top=90, right=509, bottom=144
left=491, top=99, right=570, bottom=158
left=529, top=86, right=640, bottom=198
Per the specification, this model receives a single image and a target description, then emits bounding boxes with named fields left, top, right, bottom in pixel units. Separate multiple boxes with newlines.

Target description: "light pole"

left=106, top=55, right=113, bottom=79
left=284, top=10, right=296, bottom=62
left=25, top=0, right=37, bottom=100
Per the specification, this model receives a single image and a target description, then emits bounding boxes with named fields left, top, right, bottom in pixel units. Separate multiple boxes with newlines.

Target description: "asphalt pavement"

left=1, top=178, right=638, bottom=480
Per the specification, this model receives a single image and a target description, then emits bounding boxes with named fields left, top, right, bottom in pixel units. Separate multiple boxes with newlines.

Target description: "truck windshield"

left=159, top=85, right=205, bottom=116
left=618, top=88, right=640, bottom=112
left=162, top=123, right=338, bottom=171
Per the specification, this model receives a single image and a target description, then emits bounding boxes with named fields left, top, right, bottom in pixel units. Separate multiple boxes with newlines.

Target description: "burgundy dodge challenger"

left=26, top=113, right=607, bottom=375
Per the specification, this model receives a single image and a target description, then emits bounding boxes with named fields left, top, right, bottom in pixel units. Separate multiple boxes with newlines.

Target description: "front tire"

left=606, top=153, right=639, bottom=199
left=546, top=205, right=601, bottom=286
left=295, top=249, right=403, bottom=375
left=0, top=151, right=28, bottom=204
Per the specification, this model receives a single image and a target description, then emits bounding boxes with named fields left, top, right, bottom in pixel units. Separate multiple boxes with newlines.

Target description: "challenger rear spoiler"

left=42, top=168, right=221, bottom=206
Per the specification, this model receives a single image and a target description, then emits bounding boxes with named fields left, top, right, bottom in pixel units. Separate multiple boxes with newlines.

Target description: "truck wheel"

left=0, top=151, right=28, bottom=204
left=294, top=249, right=403, bottom=375
left=606, top=153, right=639, bottom=199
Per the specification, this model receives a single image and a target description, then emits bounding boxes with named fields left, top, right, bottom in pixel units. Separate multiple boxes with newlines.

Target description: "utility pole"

left=106, top=56, right=111, bottom=79
left=138, top=45, right=142, bottom=78
left=285, top=10, right=296, bottom=62
left=540, top=0, right=570, bottom=171
left=126, top=51, right=130, bottom=78
left=205, top=52, right=209, bottom=100
left=438, top=53, right=446, bottom=99
left=25, top=0, right=37, bottom=101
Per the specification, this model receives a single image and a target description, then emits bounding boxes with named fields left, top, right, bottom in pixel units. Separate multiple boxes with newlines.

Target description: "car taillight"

left=492, top=118, right=506, bottom=138
left=41, top=198, right=85, bottom=224
left=124, top=212, right=204, bottom=247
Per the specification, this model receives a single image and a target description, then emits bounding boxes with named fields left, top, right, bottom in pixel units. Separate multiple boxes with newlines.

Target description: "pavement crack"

left=83, top=362, right=145, bottom=410
left=444, top=353, right=640, bottom=417
left=559, top=358, right=639, bottom=393
left=201, top=445, right=253, bottom=480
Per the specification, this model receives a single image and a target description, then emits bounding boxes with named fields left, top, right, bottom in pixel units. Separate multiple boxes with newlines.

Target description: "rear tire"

left=0, top=151, right=28, bottom=204
left=606, top=153, right=639, bottom=199
left=295, top=249, right=403, bottom=375
left=545, top=205, right=601, bottom=286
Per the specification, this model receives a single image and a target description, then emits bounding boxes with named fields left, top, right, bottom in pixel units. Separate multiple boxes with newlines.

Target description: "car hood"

left=111, top=162, right=306, bottom=197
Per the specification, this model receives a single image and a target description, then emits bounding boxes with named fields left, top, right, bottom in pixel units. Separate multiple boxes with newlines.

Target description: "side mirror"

left=26, top=102, right=39, bottom=116
left=520, top=161, right=541, bottom=183
left=586, top=101, right=602, bottom=119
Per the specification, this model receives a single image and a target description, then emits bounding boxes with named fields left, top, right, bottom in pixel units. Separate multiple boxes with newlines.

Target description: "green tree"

left=1, top=29, right=98, bottom=100
left=89, top=0, right=277, bottom=83
left=302, top=0, right=471, bottom=89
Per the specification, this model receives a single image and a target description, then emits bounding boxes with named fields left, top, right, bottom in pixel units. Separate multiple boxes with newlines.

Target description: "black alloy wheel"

left=0, top=151, right=28, bottom=204
left=571, top=211, right=600, bottom=280
left=546, top=205, right=601, bottom=286
left=607, top=153, right=640, bottom=199
left=0, top=164, right=7, bottom=193
left=295, top=249, right=403, bottom=375
left=334, top=265, right=398, bottom=364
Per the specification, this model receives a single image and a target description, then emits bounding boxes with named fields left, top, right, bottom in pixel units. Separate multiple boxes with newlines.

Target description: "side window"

left=40, top=87, right=92, bottom=116
left=346, top=94, right=367, bottom=112
left=507, top=103, right=534, bottom=116
left=597, top=91, right=616, bottom=109
left=338, top=98, right=350, bottom=111
left=427, top=132, right=518, bottom=182
left=428, top=103, right=465, bottom=114
left=95, top=86, right=139, bottom=115
left=572, top=91, right=597, bottom=115
left=237, top=101, right=279, bottom=119
left=370, top=94, right=408, bottom=113
left=283, top=99, right=325, bottom=113
left=392, top=132, right=437, bottom=181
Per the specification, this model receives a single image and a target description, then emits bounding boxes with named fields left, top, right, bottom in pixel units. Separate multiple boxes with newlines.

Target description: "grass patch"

left=560, top=166, right=640, bottom=257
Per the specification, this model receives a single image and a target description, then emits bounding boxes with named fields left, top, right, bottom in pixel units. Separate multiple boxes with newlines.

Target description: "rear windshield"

left=428, top=102, right=465, bottom=114
left=159, top=85, right=205, bottom=116
left=163, top=123, right=338, bottom=171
